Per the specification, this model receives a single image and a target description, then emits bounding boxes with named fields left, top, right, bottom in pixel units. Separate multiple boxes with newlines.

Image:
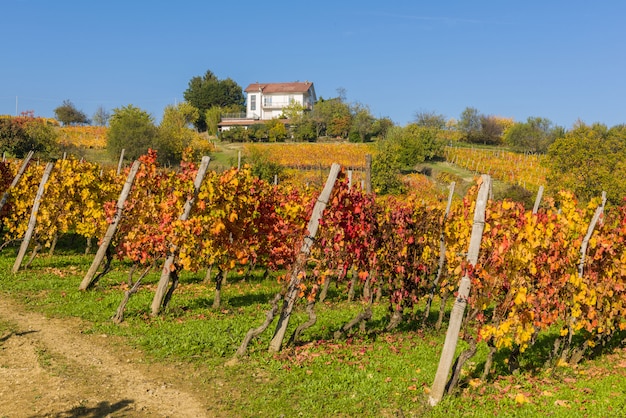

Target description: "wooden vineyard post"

left=150, top=156, right=211, bottom=316
left=578, top=191, right=606, bottom=278
left=429, top=174, right=491, bottom=406
left=79, top=160, right=141, bottom=290
left=365, top=154, right=372, bottom=194
left=532, top=185, right=544, bottom=214
left=0, top=150, right=34, bottom=213
left=116, top=149, right=125, bottom=175
left=268, top=163, right=342, bottom=353
left=423, top=181, right=455, bottom=323
left=12, top=161, right=54, bottom=273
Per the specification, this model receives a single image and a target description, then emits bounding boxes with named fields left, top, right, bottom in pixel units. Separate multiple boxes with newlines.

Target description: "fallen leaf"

left=554, top=400, right=571, bottom=408
left=515, top=393, right=530, bottom=405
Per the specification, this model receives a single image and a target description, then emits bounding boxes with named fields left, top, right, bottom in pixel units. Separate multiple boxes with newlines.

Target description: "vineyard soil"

left=0, top=297, right=227, bottom=417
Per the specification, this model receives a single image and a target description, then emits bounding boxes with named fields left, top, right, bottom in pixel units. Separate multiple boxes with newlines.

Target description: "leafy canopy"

left=183, top=70, right=245, bottom=132
left=504, top=116, right=563, bottom=153
left=0, top=113, right=58, bottom=158
left=54, top=100, right=89, bottom=126
left=545, top=121, right=626, bottom=205
left=107, top=105, right=157, bottom=160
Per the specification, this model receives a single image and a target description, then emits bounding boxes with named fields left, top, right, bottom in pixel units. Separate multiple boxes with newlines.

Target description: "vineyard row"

left=1, top=150, right=625, bottom=387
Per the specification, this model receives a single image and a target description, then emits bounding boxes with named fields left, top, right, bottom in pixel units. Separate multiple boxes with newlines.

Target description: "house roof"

left=244, top=81, right=314, bottom=94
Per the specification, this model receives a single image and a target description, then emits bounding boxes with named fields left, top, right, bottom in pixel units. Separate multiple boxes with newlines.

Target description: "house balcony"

left=262, top=101, right=313, bottom=110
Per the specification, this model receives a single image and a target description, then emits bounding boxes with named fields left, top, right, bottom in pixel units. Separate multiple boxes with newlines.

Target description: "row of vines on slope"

left=444, top=146, right=547, bottom=192
left=2, top=151, right=626, bottom=389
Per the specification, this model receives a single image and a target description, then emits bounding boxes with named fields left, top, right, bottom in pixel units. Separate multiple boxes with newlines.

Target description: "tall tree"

left=54, top=100, right=90, bottom=126
left=479, top=115, right=506, bottom=145
left=349, top=103, right=375, bottom=142
left=156, top=102, right=200, bottom=164
left=312, top=98, right=352, bottom=139
left=92, top=106, right=111, bottom=126
left=457, top=107, right=483, bottom=143
left=107, top=105, right=157, bottom=160
left=504, top=116, right=562, bottom=153
left=183, top=70, right=245, bottom=131
left=414, top=110, right=447, bottom=129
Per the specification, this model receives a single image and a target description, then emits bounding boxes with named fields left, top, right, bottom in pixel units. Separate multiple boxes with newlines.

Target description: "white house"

left=218, top=81, right=316, bottom=131
left=244, top=81, right=316, bottom=120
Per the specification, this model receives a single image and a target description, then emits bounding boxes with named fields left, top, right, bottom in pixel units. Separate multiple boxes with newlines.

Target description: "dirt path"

left=0, top=298, right=219, bottom=418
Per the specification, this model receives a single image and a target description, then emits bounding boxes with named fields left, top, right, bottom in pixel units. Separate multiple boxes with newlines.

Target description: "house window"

left=264, top=96, right=272, bottom=107
left=250, top=95, right=256, bottom=111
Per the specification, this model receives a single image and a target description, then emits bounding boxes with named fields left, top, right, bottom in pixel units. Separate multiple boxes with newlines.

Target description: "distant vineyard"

left=444, top=146, right=547, bottom=191
left=58, top=126, right=108, bottom=149
left=244, top=142, right=376, bottom=169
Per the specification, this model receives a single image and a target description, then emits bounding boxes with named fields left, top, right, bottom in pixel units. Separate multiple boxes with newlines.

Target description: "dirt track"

left=0, top=298, right=218, bottom=418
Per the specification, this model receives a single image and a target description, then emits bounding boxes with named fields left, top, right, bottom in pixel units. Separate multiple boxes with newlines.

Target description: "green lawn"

left=1, top=238, right=625, bottom=417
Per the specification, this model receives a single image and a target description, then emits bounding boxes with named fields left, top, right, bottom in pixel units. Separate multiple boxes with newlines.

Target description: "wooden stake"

left=365, top=154, right=372, bottom=194
left=578, top=191, right=606, bottom=278
left=532, top=185, right=544, bottom=214
left=0, top=150, right=34, bottom=213
left=429, top=174, right=491, bottom=406
left=12, top=161, right=54, bottom=273
left=268, top=163, right=341, bottom=353
left=116, top=149, right=125, bottom=175
left=150, top=156, right=211, bottom=315
left=423, top=181, right=455, bottom=323
left=79, top=160, right=141, bottom=290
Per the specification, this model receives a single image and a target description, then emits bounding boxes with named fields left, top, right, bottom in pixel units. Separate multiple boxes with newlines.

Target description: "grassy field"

left=1, top=236, right=625, bottom=417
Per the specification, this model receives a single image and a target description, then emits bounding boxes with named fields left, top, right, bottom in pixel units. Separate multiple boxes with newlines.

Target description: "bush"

left=0, top=115, right=58, bottom=158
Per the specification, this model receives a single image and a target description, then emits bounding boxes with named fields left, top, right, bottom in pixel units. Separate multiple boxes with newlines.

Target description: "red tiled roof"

left=244, top=81, right=314, bottom=94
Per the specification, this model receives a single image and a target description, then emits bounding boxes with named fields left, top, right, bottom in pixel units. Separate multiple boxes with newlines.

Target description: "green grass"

left=1, top=239, right=626, bottom=417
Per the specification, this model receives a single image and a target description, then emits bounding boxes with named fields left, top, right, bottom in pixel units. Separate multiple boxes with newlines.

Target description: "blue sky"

left=1, top=1, right=625, bottom=129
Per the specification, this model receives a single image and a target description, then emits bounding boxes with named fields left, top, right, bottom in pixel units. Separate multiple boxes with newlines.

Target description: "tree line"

left=2, top=68, right=626, bottom=205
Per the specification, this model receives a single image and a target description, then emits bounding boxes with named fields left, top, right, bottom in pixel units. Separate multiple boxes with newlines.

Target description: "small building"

left=219, top=81, right=316, bottom=131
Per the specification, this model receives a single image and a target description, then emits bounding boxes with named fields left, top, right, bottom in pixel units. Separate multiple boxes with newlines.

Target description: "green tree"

left=414, top=110, right=447, bottom=129
left=349, top=103, right=375, bottom=142
left=371, top=137, right=404, bottom=195
left=370, top=117, right=394, bottom=140
left=107, top=105, right=157, bottom=160
left=504, top=116, right=562, bottom=153
left=92, top=106, right=110, bottom=126
left=267, top=119, right=288, bottom=142
left=183, top=70, right=245, bottom=131
left=54, top=100, right=90, bottom=126
left=205, top=106, right=222, bottom=137
left=384, top=124, right=445, bottom=170
left=312, top=97, right=352, bottom=139
left=248, top=124, right=268, bottom=142
left=156, top=102, right=200, bottom=164
left=545, top=122, right=626, bottom=204
left=479, top=115, right=505, bottom=145
left=457, top=107, right=483, bottom=143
